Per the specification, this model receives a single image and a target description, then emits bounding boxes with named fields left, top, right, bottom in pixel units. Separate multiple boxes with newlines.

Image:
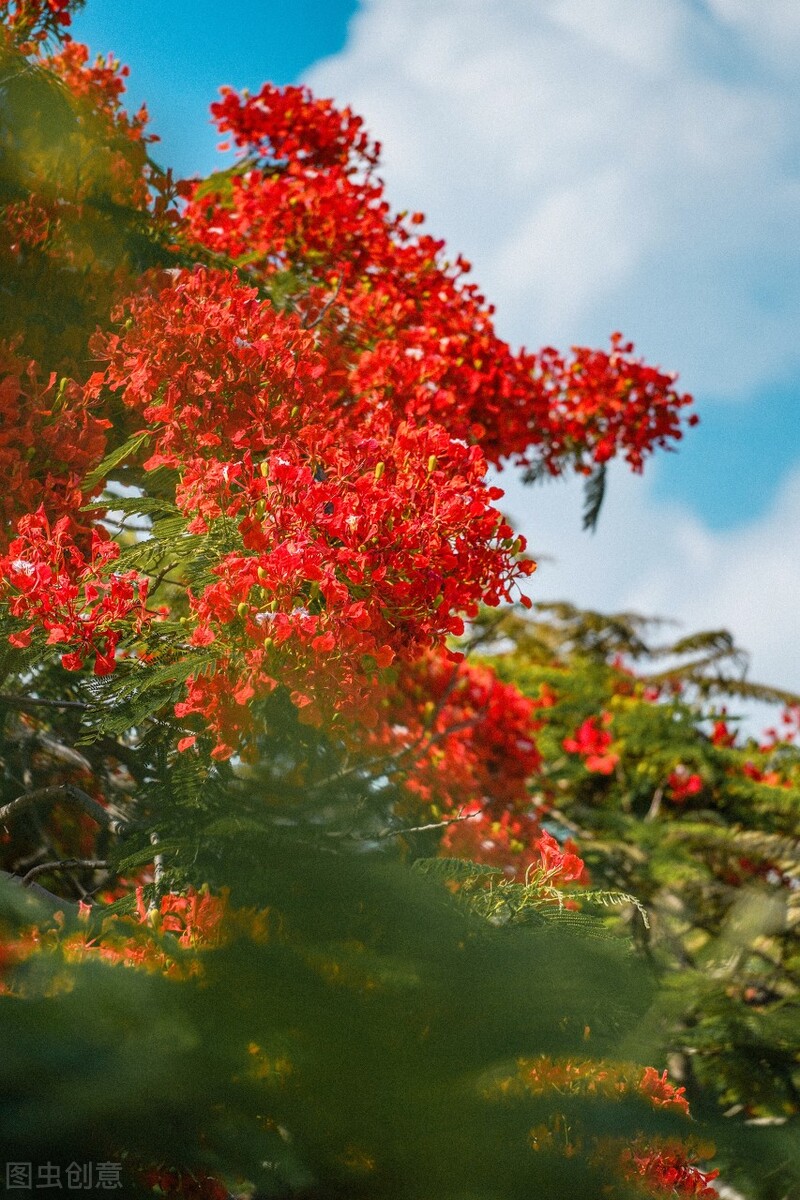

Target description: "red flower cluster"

left=638, top=1066, right=690, bottom=1115
left=211, top=81, right=380, bottom=171
left=533, top=828, right=589, bottom=886
left=184, top=83, right=696, bottom=474
left=88, top=267, right=534, bottom=756
left=667, top=767, right=704, bottom=804
left=136, top=1167, right=230, bottom=1200
left=0, top=510, right=152, bottom=674
left=171, top=413, right=530, bottom=757
left=135, top=886, right=228, bottom=948
left=621, top=1142, right=719, bottom=1197
left=442, top=811, right=587, bottom=886
left=0, top=344, right=109, bottom=550
left=494, top=1057, right=716, bottom=1197
left=507, top=1059, right=689, bottom=1116
left=531, top=334, right=698, bottom=475
left=710, top=718, right=736, bottom=748
left=372, top=650, right=542, bottom=815
left=759, top=704, right=800, bottom=751
left=563, top=712, right=620, bottom=775
left=441, top=807, right=546, bottom=881
left=0, top=0, right=72, bottom=50
left=741, top=762, right=786, bottom=788
left=43, top=40, right=157, bottom=208
left=88, top=266, right=326, bottom=481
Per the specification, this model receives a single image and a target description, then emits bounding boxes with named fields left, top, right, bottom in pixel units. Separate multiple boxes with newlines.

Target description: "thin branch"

left=546, top=806, right=590, bottom=839
left=308, top=699, right=490, bottom=796
left=22, top=859, right=107, bottom=886
left=24, top=805, right=90, bottom=901
left=457, top=615, right=514, bottom=657
left=423, top=713, right=488, bottom=749
left=93, top=734, right=146, bottom=779
left=645, top=785, right=665, bottom=823
left=0, top=784, right=129, bottom=835
left=307, top=750, right=399, bottom=794
left=6, top=722, right=93, bottom=773
left=145, top=559, right=184, bottom=596
left=0, top=693, right=90, bottom=711
left=99, top=516, right=152, bottom=535
left=149, top=830, right=163, bottom=914
left=301, top=274, right=342, bottom=330
left=372, top=808, right=473, bottom=841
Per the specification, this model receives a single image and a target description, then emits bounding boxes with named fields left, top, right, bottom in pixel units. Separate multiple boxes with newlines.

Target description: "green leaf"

left=412, top=856, right=505, bottom=882
left=83, top=430, right=152, bottom=490
left=582, top=462, right=607, bottom=532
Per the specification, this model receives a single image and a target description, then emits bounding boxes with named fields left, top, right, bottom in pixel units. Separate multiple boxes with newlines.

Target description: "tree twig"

left=145, top=560, right=184, bottom=596
left=301, top=274, right=342, bottom=330
left=372, top=808, right=474, bottom=841
left=645, top=784, right=664, bottom=823
left=22, top=859, right=107, bottom=886
left=0, top=784, right=129, bottom=835
left=149, top=830, right=163, bottom=914
left=0, top=693, right=90, bottom=711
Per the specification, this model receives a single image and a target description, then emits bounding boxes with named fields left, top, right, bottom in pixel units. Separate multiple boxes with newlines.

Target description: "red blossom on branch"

left=667, top=767, right=704, bottom=804
left=0, top=344, right=110, bottom=550
left=621, top=1141, right=719, bottom=1197
left=373, top=649, right=543, bottom=817
left=0, top=509, right=152, bottom=674
left=87, top=268, right=535, bottom=755
left=442, top=811, right=588, bottom=886
left=183, top=85, right=696, bottom=476
left=135, top=886, right=228, bottom=948
left=563, top=712, right=620, bottom=775
left=0, top=0, right=72, bottom=51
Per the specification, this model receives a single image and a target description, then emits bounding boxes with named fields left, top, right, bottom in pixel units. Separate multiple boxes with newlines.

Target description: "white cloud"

left=307, top=0, right=800, bottom=397
left=705, top=0, right=800, bottom=68
left=304, top=0, right=800, bottom=719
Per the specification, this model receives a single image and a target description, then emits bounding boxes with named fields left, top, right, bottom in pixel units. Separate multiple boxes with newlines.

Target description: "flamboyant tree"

left=2, top=3, right=795, bottom=1198
left=456, top=603, right=800, bottom=1199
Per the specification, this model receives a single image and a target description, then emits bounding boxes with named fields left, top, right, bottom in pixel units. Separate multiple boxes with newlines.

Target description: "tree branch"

left=301, top=274, right=342, bottom=330
left=0, top=784, right=130, bottom=835
left=645, top=784, right=664, bottom=823
left=373, top=808, right=474, bottom=841
left=22, top=858, right=107, bottom=885
left=0, top=693, right=90, bottom=711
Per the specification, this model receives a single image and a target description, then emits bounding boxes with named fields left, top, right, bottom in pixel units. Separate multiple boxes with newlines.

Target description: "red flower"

left=667, top=768, right=703, bottom=804
left=183, top=86, right=695, bottom=477
left=533, top=830, right=588, bottom=886
left=639, top=1067, right=690, bottom=1115
left=0, top=509, right=152, bottom=676
left=711, top=719, right=735, bottom=748
left=563, top=714, right=620, bottom=775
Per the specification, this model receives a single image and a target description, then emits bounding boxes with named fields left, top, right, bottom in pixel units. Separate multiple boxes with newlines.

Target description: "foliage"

left=466, top=602, right=800, bottom=1197
left=0, top=2, right=793, bottom=1197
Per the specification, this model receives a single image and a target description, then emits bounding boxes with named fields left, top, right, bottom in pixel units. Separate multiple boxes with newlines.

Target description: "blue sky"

left=70, top=0, right=800, bottom=705
left=71, top=0, right=358, bottom=180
